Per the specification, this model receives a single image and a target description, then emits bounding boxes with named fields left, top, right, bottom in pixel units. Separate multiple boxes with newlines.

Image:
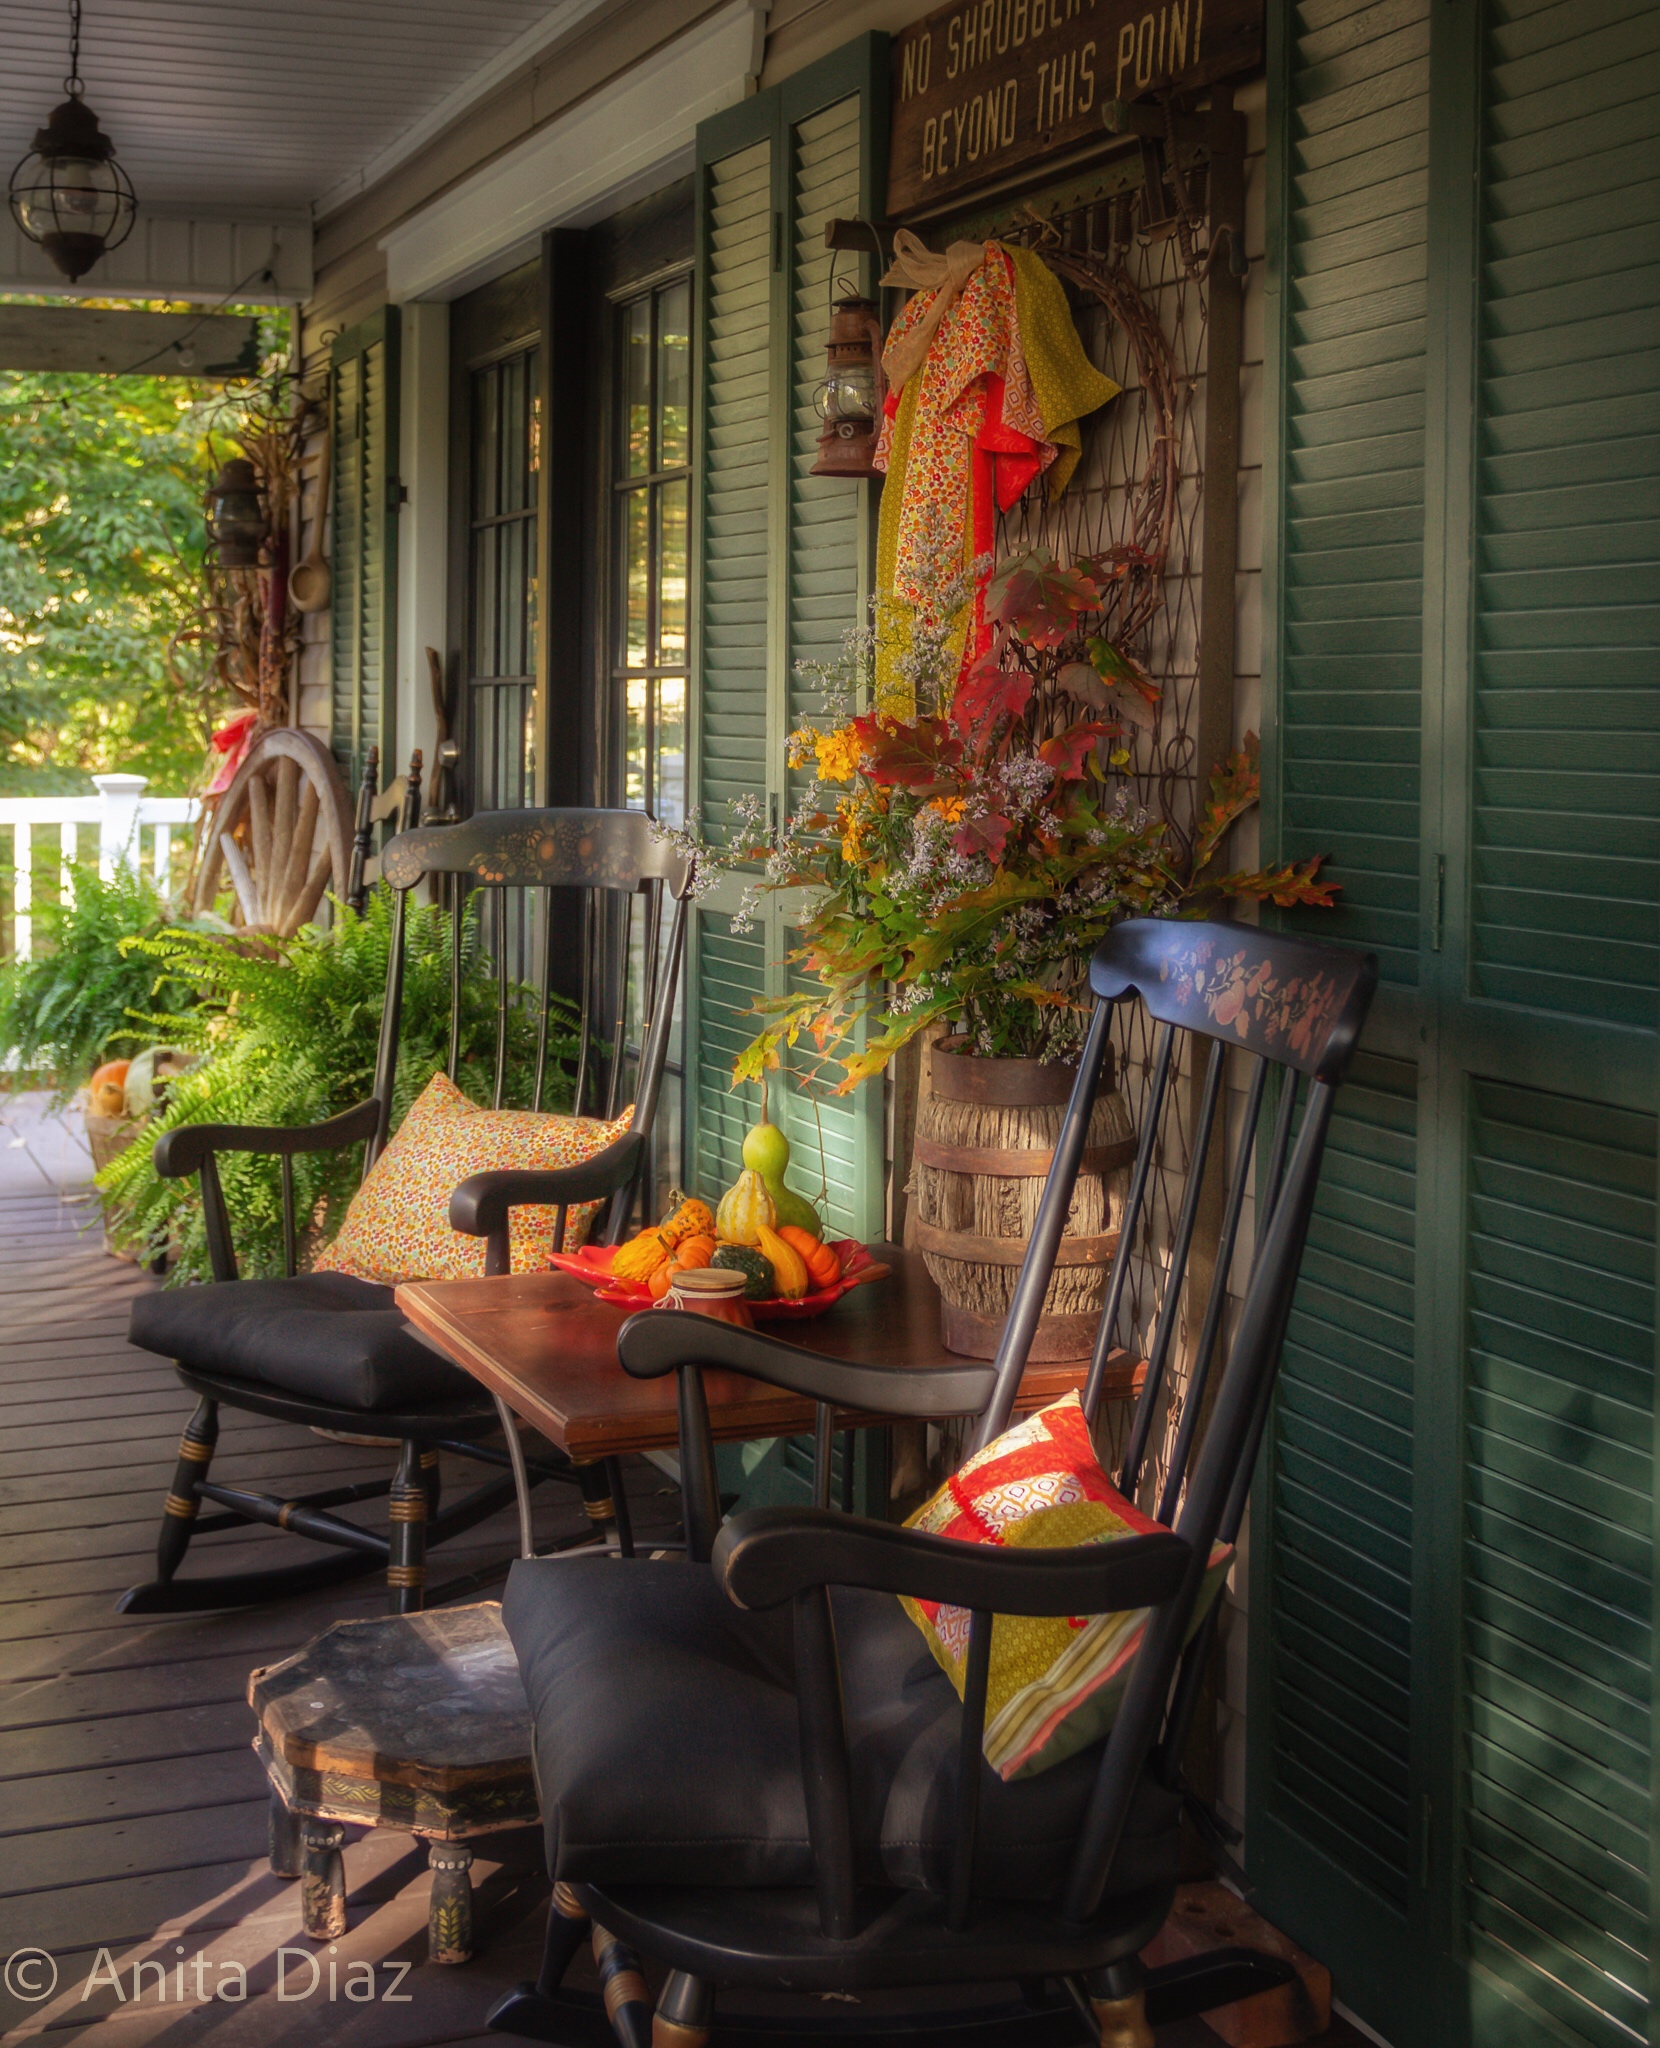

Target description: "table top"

left=396, top=1245, right=1138, bottom=1461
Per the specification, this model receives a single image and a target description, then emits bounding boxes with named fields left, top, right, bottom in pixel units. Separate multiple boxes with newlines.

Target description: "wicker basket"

left=83, top=1110, right=144, bottom=1261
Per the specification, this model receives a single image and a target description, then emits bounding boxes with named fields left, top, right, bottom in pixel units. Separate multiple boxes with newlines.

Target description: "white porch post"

left=91, top=773, right=148, bottom=880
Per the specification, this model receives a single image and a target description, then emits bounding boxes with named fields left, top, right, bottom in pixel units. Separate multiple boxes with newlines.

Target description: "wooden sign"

left=887, top=0, right=1264, bottom=218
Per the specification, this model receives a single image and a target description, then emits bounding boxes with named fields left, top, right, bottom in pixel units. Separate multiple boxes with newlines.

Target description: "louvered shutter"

left=1252, top=5, right=1433, bottom=2014
left=329, top=309, right=400, bottom=787
left=1266, top=0, right=1429, bottom=985
left=1257, top=0, right=1660, bottom=2041
left=688, top=37, right=888, bottom=1245
left=1462, top=1081, right=1655, bottom=2048
left=1468, top=0, right=1658, bottom=1023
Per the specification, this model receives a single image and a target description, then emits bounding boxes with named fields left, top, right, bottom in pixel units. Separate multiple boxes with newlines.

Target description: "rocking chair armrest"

left=714, top=1504, right=1193, bottom=1617
left=447, top=1131, right=646, bottom=1239
left=615, top=1311, right=999, bottom=1421
left=152, top=1097, right=382, bottom=1179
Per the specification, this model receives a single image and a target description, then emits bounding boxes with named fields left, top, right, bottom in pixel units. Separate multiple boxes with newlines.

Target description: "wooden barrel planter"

left=912, top=1039, right=1137, bottom=1361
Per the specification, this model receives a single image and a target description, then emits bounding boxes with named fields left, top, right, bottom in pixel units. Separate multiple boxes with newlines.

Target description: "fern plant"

left=98, top=891, right=580, bottom=1283
left=0, top=863, right=201, bottom=1101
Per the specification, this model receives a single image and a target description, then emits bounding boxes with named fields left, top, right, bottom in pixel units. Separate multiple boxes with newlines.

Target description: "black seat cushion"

left=128, top=1272, right=478, bottom=1412
left=503, top=1556, right=1180, bottom=1902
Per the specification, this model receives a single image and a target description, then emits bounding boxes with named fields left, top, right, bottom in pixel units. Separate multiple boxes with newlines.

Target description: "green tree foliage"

left=98, top=892, right=581, bottom=1282
left=0, top=310, right=290, bottom=795
left=0, top=368, right=209, bottom=791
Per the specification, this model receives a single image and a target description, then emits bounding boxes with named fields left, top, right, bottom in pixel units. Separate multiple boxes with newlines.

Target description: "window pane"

left=624, top=297, right=652, bottom=478
left=473, top=525, right=498, bottom=674
left=657, top=279, right=690, bottom=471
left=657, top=477, right=687, bottom=667
left=501, top=356, right=526, bottom=511
left=527, top=347, right=542, bottom=502
left=656, top=675, right=685, bottom=828
left=622, top=488, right=650, bottom=666
left=473, top=366, right=498, bottom=518
left=625, top=677, right=648, bottom=810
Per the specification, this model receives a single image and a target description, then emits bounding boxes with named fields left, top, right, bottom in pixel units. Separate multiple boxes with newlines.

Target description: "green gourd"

left=741, top=1121, right=823, bottom=1238
left=710, top=1243, right=775, bottom=1300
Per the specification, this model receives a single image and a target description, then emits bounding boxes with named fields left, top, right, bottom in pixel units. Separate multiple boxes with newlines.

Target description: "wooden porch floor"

left=0, top=1094, right=1366, bottom=2048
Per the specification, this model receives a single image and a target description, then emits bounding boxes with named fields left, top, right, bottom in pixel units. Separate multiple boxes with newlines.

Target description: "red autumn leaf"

left=854, top=714, right=963, bottom=789
left=1039, top=722, right=1111, bottom=783
left=952, top=649, right=1034, bottom=736
left=1081, top=542, right=1155, bottom=585
left=986, top=549, right=1101, bottom=649
left=1192, top=732, right=1261, bottom=875
left=952, top=810, right=1012, bottom=862
left=1212, top=856, right=1341, bottom=909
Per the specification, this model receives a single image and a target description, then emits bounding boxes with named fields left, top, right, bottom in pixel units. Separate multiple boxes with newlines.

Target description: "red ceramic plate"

left=547, top=1238, right=886, bottom=1319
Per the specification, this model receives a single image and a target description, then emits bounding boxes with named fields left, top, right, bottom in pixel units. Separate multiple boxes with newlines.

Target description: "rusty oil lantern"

left=810, top=295, right=887, bottom=478
left=207, top=458, right=267, bottom=569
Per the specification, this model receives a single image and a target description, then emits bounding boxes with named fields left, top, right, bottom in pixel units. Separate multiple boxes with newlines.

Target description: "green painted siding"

left=1278, top=0, right=1430, bottom=985
left=1469, top=0, right=1660, bottom=1023
left=1463, top=1083, right=1655, bottom=2048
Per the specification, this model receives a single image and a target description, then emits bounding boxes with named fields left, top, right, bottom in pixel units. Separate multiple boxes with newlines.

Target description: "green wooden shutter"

left=1467, top=0, right=1659, bottom=1024
left=1257, top=0, right=1660, bottom=2042
left=1265, top=0, right=1430, bottom=986
left=1251, top=3, right=1432, bottom=2017
left=688, top=37, right=888, bottom=1246
left=330, top=308, right=400, bottom=786
left=1248, top=1052, right=1421, bottom=2027
left=1462, top=1081, right=1655, bottom=2048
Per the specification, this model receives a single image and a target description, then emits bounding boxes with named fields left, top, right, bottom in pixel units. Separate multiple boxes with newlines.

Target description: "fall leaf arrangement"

left=664, top=546, right=1337, bottom=1095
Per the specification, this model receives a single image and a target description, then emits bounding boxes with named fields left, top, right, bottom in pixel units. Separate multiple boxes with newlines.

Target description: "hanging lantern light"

left=206, top=459, right=267, bottom=568
left=8, top=0, right=138, bottom=284
left=810, top=295, right=886, bottom=478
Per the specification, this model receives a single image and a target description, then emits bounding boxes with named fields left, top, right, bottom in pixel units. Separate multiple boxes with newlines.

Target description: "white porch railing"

left=0, top=774, right=199, bottom=961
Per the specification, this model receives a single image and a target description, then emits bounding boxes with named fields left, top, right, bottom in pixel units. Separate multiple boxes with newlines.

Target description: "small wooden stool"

left=248, top=1602, right=538, bottom=1964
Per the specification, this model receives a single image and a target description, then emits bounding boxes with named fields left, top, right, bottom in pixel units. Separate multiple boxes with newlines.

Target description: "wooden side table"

left=249, top=1602, right=536, bottom=1964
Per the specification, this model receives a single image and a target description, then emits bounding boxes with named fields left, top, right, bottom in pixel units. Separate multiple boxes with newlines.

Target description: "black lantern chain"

left=65, top=0, right=85, bottom=96
left=8, top=0, right=138, bottom=284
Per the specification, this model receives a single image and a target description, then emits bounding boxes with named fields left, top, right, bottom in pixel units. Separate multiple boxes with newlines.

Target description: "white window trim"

left=381, top=0, right=766, bottom=305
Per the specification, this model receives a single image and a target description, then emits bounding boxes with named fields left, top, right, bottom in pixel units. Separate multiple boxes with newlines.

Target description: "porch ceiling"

left=0, top=0, right=592, bottom=222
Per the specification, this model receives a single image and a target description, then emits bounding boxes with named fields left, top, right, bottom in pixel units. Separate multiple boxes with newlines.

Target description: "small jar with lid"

left=657, top=1266, right=754, bottom=1327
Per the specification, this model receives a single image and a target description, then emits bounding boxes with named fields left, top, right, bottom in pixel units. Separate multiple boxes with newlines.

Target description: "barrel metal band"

left=912, top=1134, right=1139, bottom=1179
left=913, top=1219, right=1121, bottom=1266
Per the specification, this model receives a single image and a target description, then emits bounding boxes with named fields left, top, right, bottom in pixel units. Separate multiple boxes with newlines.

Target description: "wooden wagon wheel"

left=193, top=728, right=354, bottom=937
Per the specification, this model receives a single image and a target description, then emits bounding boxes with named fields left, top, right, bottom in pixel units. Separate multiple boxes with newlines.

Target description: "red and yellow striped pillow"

left=902, top=1392, right=1233, bottom=1780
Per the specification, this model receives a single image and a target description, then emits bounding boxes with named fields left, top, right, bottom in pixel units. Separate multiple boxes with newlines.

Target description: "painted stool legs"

left=301, top=1822, right=348, bottom=1939
left=426, top=1841, right=474, bottom=1964
left=273, top=1812, right=479, bottom=1965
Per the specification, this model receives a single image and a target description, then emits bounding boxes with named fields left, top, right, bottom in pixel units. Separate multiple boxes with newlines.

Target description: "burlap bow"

left=879, top=229, right=988, bottom=392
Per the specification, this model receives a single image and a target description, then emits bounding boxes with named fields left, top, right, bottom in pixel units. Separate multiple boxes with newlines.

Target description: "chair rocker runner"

left=121, top=788, right=690, bottom=1615
left=491, top=918, right=1376, bottom=2047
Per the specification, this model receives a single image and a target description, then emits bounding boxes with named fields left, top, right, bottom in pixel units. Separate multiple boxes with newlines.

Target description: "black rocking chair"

left=121, top=800, right=690, bottom=1616
left=492, top=917, right=1376, bottom=2047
